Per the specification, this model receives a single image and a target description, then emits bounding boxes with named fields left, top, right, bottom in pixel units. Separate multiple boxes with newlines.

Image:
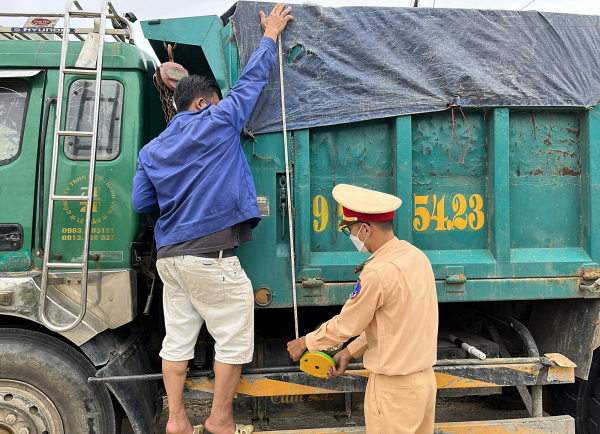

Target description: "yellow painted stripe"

left=503, top=364, right=539, bottom=375
left=351, top=370, right=502, bottom=389
left=435, top=372, right=499, bottom=389
left=185, top=378, right=338, bottom=397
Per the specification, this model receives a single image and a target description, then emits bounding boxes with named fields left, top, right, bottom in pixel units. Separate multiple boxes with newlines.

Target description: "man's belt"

left=195, top=248, right=236, bottom=259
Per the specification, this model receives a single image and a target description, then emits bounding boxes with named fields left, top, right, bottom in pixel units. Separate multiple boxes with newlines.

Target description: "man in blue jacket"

left=132, top=4, right=292, bottom=434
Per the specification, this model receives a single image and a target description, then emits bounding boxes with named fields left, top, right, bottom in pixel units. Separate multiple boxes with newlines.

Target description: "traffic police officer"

left=287, top=184, right=438, bottom=434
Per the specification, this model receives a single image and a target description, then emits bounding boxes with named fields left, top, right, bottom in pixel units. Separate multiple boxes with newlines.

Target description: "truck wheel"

left=552, top=349, right=600, bottom=434
left=0, top=328, right=117, bottom=434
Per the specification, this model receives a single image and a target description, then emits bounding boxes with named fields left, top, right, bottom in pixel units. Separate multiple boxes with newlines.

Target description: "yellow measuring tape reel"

left=300, top=351, right=336, bottom=378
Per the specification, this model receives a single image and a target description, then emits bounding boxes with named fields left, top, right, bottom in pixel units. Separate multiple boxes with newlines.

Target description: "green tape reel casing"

left=300, top=351, right=336, bottom=378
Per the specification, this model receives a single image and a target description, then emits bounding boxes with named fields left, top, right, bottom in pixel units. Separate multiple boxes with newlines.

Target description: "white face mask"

left=349, top=225, right=369, bottom=253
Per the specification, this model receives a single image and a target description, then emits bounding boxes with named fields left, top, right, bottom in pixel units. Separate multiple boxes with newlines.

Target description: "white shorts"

left=156, top=255, right=254, bottom=364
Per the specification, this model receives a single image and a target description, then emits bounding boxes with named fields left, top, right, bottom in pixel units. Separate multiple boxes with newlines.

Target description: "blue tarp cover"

left=229, top=1, right=600, bottom=134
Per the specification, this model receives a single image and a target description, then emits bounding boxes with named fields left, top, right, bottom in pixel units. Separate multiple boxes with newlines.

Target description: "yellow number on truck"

left=413, top=195, right=430, bottom=231
left=413, top=193, right=485, bottom=232
left=312, top=195, right=329, bottom=233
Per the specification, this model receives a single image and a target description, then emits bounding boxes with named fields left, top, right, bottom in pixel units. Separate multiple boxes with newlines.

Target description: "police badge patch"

left=350, top=279, right=361, bottom=300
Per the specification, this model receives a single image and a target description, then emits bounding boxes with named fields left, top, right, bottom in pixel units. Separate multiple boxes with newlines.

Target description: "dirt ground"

left=121, top=395, right=530, bottom=433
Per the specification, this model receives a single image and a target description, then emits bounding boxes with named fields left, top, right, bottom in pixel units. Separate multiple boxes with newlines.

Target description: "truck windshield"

left=0, top=82, right=28, bottom=165
left=64, top=79, right=124, bottom=160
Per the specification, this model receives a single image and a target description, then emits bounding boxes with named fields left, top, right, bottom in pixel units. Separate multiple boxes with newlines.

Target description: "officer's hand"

left=260, top=3, right=293, bottom=42
left=327, top=348, right=352, bottom=380
left=287, top=336, right=307, bottom=362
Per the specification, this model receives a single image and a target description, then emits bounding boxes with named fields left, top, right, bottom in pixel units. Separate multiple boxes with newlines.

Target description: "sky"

left=2, top=0, right=600, bottom=60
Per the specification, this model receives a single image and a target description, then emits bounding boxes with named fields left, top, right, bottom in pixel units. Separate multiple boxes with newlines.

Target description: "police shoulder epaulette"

left=354, top=256, right=376, bottom=274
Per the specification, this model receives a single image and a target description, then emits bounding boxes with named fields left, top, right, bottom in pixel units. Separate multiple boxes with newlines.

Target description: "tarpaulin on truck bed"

left=228, top=1, right=600, bottom=134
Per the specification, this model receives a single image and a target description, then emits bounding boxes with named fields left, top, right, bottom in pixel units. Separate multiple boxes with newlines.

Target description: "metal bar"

left=0, top=12, right=117, bottom=18
left=70, top=11, right=117, bottom=18
left=51, top=195, right=91, bottom=201
left=89, top=363, right=367, bottom=384
left=45, top=262, right=84, bottom=269
left=63, top=68, right=97, bottom=76
left=74, top=0, right=109, bottom=334
left=532, top=385, right=543, bottom=417
left=435, top=357, right=545, bottom=366
left=89, top=356, right=555, bottom=384
left=107, top=2, right=126, bottom=43
left=0, top=26, right=129, bottom=36
left=120, top=17, right=134, bottom=44
left=344, top=392, right=354, bottom=426
left=485, top=320, right=534, bottom=416
left=479, top=311, right=540, bottom=357
left=57, top=130, right=94, bottom=137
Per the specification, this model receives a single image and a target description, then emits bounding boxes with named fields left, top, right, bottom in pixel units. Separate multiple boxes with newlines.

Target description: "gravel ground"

left=122, top=395, right=530, bottom=433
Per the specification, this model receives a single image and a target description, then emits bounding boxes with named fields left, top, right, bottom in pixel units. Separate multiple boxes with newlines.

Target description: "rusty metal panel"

left=509, top=111, right=582, bottom=250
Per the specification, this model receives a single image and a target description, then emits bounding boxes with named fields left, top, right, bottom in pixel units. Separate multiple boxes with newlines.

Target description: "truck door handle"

left=2, top=233, right=22, bottom=242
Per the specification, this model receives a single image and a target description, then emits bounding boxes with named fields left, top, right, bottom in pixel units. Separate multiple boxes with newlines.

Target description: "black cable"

left=36, top=97, right=57, bottom=257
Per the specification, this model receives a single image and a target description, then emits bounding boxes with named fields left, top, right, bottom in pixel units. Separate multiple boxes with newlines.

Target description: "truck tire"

left=0, top=327, right=117, bottom=434
left=552, top=350, right=600, bottom=434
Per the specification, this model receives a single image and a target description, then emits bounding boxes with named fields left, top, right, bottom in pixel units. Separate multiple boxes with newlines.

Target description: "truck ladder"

left=39, top=0, right=112, bottom=333
left=0, top=1, right=134, bottom=43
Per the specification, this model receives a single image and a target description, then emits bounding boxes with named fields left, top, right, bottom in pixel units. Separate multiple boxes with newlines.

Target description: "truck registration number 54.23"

left=413, top=194, right=485, bottom=232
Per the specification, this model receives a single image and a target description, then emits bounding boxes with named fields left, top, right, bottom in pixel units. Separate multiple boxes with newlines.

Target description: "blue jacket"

left=132, top=37, right=276, bottom=249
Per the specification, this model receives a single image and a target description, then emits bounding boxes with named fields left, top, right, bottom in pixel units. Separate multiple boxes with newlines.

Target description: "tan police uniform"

left=305, top=184, right=439, bottom=434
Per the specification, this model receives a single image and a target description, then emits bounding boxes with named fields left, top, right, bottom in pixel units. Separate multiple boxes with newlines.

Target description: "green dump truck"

left=1, top=1, right=600, bottom=433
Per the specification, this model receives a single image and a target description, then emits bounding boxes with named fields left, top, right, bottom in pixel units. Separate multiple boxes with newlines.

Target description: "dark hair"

left=173, top=75, right=221, bottom=113
left=370, top=219, right=394, bottom=232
